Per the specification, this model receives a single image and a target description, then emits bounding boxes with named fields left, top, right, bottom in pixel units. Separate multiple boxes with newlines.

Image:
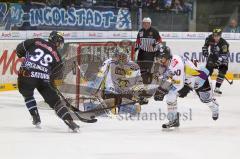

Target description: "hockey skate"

left=209, top=100, right=219, bottom=120
left=64, top=120, right=80, bottom=132
left=212, top=112, right=219, bottom=121
left=162, top=112, right=180, bottom=129
left=32, top=113, right=41, bottom=128
left=214, top=87, right=222, bottom=95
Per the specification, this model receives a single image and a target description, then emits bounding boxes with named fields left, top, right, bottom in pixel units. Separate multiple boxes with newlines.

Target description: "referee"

left=135, top=17, right=162, bottom=84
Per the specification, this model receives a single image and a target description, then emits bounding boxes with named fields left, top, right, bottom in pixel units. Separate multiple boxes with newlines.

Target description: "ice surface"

left=0, top=80, right=240, bottom=159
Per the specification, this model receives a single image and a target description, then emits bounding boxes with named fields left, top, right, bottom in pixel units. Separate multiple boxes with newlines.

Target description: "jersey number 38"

left=30, top=48, right=53, bottom=67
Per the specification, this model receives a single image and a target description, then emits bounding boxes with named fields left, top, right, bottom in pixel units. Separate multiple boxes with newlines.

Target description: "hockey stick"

left=87, top=63, right=114, bottom=117
left=224, top=76, right=233, bottom=85
left=54, top=86, right=98, bottom=123
left=57, top=85, right=140, bottom=119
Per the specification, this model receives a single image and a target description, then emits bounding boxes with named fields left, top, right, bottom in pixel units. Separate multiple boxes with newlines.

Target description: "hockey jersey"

left=164, top=55, right=209, bottom=92
left=16, top=38, right=61, bottom=80
left=94, top=58, right=143, bottom=95
left=203, top=34, right=229, bottom=64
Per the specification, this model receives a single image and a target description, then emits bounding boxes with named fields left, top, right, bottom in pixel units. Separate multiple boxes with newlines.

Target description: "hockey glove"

left=202, top=46, right=209, bottom=57
left=178, top=84, right=192, bottom=98
left=138, top=96, right=149, bottom=105
left=154, top=86, right=168, bottom=101
left=216, top=56, right=228, bottom=67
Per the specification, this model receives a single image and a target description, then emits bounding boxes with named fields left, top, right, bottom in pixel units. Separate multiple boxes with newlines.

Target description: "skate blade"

left=69, top=128, right=80, bottom=133
left=68, top=128, right=80, bottom=133
left=214, top=92, right=222, bottom=96
left=35, top=124, right=42, bottom=129
left=162, top=127, right=179, bottom=132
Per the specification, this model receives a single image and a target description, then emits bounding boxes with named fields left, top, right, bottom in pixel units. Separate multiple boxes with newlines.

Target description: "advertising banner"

left=0, top=3, right=132, bottom=31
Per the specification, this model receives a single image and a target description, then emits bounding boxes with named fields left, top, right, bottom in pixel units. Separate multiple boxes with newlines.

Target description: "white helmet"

left=142, top=17, right=152, bottom=24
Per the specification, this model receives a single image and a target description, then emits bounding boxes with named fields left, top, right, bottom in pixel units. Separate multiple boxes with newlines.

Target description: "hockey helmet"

left=48, top=31, right=64, bottom=49
left=142, top=17, right=152, bottom=24
left=156, top=46, right=172, bottom=60
left=212, top=28, right=222, bottom=36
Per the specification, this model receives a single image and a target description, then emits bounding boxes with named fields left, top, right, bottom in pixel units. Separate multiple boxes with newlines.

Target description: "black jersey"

left=16, top=38, right=61, bottom=80
left=135, top=27, right=162, bottom=52
left=203, top=34, right=229, bottom=59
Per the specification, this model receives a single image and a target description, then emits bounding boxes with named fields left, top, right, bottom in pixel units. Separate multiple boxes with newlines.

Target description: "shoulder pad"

left=220, top=38, right=229, bottom=45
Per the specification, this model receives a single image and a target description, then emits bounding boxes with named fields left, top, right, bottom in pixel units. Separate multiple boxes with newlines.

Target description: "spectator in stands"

left=163, top=0, right=172, bottom=10
left=136, top=0, right=143, bottom=7
left=96, top=0, right=116, bottom=7
left=183, top=0, right=193, bottom=13
left=171, top=0, right=184, bottom=13
left=73, top=0, right=81, bottom=7
left=46, top=0, right=62, bottom=6
left=146, top=0, right=161, bottom=11
left=61, top=0, right=74, bottom=8
left=171, top=0, right=192, bottom=13
left=117, top=0, right=131, bottom=8
left=224, top=18, right=240, bottom=33
left=80, top=0, right=95, bottom=7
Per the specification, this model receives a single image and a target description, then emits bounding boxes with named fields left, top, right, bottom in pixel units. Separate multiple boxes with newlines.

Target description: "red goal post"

left=75, top=41, right=135, bottom=108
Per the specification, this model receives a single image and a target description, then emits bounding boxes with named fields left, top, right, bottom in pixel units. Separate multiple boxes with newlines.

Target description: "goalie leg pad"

left=84, top=102, right=98, bottom=111
left=118, top=104, right=141, bottom=115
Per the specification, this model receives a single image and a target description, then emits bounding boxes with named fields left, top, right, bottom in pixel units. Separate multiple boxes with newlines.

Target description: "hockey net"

left=54, top=41, right=135, bottom=110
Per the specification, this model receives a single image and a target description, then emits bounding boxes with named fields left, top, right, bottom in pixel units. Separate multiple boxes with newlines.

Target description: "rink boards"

left=0, top=31, right=239, bottom=91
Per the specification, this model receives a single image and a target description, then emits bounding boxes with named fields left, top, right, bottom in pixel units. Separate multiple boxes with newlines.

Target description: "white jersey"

left=97, top=58, right=143, bottom=94
left=163, top=55, right=209, bottom=92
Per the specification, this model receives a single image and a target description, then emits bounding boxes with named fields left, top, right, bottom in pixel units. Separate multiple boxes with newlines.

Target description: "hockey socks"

left=25, top=96, right=41, bottom=126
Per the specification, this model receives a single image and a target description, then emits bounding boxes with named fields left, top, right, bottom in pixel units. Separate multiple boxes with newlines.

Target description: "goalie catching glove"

left=131, top=85, right=149, bottom=105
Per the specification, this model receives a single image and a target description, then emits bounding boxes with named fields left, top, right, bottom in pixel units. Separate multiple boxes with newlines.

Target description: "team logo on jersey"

left=222, top=45, right=228, bottom=52
left=117, top=79, right=129, bottom=88
left=129, top=63, right=139, bottom=70
left=139, top=31, right=143, bottom=37
left=125, top=68, right=133, bottom=76
left=115, top=67, right=126, bottom=76
left=171, top=59, right=179, bottom=68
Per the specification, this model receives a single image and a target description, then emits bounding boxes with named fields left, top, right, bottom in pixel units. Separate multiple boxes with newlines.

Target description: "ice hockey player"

left=153, top=46, right=219, bottom=129
left=16, top=31, right=79, bottom=132
left=202, top=28, right=230, bottom=95
left=135, top=17, right=162, bottom=86
left=88, top=47, right=148, bottom=116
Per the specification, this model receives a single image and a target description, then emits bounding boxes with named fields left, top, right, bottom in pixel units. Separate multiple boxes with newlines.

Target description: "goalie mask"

left=48, top=31, right=64, bottom=49
left=114, top=47, right=129, bottom=65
